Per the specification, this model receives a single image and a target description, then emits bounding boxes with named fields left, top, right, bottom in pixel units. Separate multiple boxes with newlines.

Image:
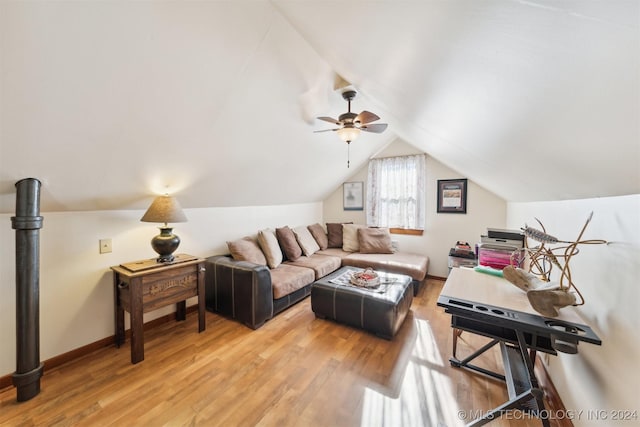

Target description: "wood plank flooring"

left=0, top=278, right=564, bottom=426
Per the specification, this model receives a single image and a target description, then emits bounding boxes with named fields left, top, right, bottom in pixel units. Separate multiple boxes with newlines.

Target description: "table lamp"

left=140, top=194, right=187, bottom=263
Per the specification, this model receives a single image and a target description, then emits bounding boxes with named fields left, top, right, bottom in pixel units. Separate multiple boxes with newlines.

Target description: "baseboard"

left=0, top=305, right=198, bottom=393
left=426, top=274, right=447, bottom=281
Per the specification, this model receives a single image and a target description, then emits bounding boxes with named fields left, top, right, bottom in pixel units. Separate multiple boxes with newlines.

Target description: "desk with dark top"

left=437, top=267, right=601, bottom=426
left=111, top=254, right=206, bottom=364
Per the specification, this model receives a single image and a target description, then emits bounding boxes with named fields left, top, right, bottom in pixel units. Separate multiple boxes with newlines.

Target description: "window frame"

left=366, top=154, right=426, bottom=232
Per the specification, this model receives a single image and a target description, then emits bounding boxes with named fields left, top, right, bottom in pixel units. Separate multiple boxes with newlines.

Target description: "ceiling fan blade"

left=333, top=73, right=351, bottom=91
left=361, top=123, right=388, bottom=133
left=313, top=128, right=339, bottom=133
left=317, top=116, right=341, bottom=125
left=355, top=111, right=380, bottom=124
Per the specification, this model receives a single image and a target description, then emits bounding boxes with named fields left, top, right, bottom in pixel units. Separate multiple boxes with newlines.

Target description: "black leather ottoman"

left=311, top=267, right=413, bottom=339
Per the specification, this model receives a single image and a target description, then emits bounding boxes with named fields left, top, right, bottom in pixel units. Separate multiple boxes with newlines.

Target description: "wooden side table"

left=110, top=254, right=206, bottom=364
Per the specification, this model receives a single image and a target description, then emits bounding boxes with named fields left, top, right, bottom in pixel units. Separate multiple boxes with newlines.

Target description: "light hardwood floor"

left=0, top=278, right=564, bottom=426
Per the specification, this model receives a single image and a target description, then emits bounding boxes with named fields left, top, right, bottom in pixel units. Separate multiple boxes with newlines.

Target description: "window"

left=366, top=154, right=426, bottom=231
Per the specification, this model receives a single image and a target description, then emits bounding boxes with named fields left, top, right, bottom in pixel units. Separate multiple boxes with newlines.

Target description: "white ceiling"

left=1, top=0, right=638, bottom=213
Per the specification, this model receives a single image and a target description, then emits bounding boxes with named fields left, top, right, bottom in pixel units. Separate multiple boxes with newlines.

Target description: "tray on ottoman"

left=311, top=266, right=413, bottom=339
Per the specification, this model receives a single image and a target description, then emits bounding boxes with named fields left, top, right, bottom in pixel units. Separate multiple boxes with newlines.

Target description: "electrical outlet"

left=99, top=238, right=112, bottom=254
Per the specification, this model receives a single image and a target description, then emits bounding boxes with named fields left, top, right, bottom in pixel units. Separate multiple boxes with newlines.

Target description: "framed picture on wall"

left=343, top=181, right=364, bottom=211
left=437, top=179, right=467, bottom=214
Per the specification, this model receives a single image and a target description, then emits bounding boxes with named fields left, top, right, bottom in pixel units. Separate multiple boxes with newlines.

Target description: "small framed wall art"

left=343, top=181, right=364, bottom=211
left=437, top=178, right=467, bottom=214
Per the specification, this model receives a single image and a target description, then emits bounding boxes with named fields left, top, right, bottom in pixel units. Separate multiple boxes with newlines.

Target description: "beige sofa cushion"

left=316, top=248, right=352, bottom=258
left=358, top=227, right=394, bottom=254
left=257, top=228, right=283, bottom=269
left=342, top=223, right=366, bottom=252
left=227, top=237, right=267, bottom=266
left=293, top=225, right=320, bottom=256
left=285, top=254, right=342, bottom=280
left=342, top=252, right=429, bottom=282
left=270, top=264, right=315, bottom=299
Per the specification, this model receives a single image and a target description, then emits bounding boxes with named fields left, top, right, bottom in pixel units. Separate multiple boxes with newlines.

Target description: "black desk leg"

left=450, top=339, right=505, bottom=382
left=450, top=331, right=550, bottom=427
left=471, top=389, right=544, bottom=427
left=515, top=330, right=550, bottom=427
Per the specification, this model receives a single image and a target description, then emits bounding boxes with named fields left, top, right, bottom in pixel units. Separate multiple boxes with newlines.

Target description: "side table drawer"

left=141, top=265, right=199, bottom=312
left=117, top=265, right=199, bottom=313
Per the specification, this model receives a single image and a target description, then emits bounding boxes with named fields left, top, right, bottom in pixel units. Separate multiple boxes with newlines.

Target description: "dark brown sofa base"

left=273, top=284, right=312, bottom=316
left=205, top=255, right=273, bottom=329
left=206, top=249, right=428, bottom=330
left=206, top=255, right=315, bottom=329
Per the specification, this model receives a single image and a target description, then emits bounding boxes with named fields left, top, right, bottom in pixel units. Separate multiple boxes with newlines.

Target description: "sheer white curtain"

left=366, top=154, right=426, bottom=230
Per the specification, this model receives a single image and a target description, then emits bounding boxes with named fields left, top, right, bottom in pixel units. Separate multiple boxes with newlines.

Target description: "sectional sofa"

left=205, top=223, right=429, bottom=329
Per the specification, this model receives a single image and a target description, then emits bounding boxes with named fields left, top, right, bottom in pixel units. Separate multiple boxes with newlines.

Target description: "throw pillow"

left=293, top=225, right=320, bottom=256
left=257, top=228, right=283, bottom=269
left=227, top=236, right=267, bottom=265
left=342, top=223, right=366, bottom=252
left=358, top=227, right=394, bottom=254
left=275, top=226, right=302, bottom=261
left=307, top=223, right=328, bottom=250
left=326, top=222, right=352, bottom=248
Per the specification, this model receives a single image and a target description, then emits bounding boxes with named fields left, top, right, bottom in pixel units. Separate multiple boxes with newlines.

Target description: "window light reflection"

left=360, top=319, right=463, bottom=427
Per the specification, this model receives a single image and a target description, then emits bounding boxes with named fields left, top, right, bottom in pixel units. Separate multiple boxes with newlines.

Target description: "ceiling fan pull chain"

left=347, top=142, right=350, bottom=168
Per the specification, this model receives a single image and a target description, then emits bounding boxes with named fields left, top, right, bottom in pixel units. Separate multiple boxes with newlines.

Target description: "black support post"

left=11, top=178, right=44, bottom=402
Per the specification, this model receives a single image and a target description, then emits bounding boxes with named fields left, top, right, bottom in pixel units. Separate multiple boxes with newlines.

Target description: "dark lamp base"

left=150, top=227, right=180, bottom=263
left=156, top=253, right=175, bottom=263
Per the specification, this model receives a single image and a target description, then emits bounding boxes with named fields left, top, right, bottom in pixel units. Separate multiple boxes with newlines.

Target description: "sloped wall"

left=507, top=195, right=640, bottom=426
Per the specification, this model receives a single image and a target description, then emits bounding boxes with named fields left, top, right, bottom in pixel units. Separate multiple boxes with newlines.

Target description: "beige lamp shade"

left=140, top=195, right=187, bottom=262
left=140, top=194, right=187, bottom=225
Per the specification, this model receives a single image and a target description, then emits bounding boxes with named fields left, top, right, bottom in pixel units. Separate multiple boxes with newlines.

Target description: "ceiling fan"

left=314, top=90, right=388, bottom=167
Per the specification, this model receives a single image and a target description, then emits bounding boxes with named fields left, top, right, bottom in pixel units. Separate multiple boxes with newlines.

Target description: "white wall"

left=507, top=195, right=640, bottom=426
left=323, top=139, right=507, bottom=277
left=0, top=202, right=322, bottom=376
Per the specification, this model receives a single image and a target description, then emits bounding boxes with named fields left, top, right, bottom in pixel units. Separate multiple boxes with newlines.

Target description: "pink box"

left=478, top=244, right=524, bottom=270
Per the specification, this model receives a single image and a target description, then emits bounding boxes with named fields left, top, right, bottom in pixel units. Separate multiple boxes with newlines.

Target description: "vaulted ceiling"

left=1, top=0, right=638, bottom=213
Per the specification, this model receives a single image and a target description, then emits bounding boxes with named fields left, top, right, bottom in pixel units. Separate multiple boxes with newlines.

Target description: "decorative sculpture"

left=503, top=212, right=607, bottom=317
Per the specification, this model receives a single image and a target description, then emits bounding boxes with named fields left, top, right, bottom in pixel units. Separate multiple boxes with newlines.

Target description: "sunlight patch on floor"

left=360, top=319, right=463, bottom=427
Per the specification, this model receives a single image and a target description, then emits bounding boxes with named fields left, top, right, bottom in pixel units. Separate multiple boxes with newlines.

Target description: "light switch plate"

left=99, top=238, right=112, bottom=254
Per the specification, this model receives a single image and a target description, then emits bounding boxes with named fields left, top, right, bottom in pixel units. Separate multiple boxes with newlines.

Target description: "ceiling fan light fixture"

left=337, top=126, right=360, bottom=143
